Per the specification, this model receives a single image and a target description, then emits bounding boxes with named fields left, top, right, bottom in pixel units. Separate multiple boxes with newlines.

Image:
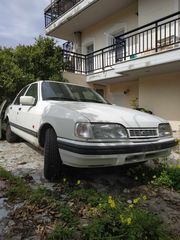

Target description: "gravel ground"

left=0, top=141, right=45, bottom=185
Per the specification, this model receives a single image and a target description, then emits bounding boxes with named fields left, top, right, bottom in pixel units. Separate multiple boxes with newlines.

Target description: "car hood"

left=57, top=102, right=166, bottom=128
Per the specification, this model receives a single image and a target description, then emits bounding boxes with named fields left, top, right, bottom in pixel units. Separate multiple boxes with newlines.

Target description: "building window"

left=112, top=31, right=125, bottom=62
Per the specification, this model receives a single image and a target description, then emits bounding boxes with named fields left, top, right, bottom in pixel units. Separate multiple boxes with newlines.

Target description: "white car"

left=5, top=80, right=177, bottom=181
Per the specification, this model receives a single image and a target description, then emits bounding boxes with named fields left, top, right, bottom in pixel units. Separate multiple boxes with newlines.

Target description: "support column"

left=73, top=31, right=82, bottom=53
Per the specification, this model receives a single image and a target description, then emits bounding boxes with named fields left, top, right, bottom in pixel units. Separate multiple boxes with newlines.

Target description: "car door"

left=8, top=85, right=29, bottom=126
left=16, top=83, right=41, bottom=145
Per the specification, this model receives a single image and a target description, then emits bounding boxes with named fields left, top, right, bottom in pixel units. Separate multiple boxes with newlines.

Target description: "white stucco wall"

left=81, top=0, right=179, bottom=52
left=109, top=80, right=139, bottom=108
left=138, top=0, right=179, bottom=26
left=139, top=71, right=180, bottom=132
left=81, top=1, right=138, bottom=52
left=105, top=72, right=180, bottom=135
left=63, top=72, right=89, bottom=87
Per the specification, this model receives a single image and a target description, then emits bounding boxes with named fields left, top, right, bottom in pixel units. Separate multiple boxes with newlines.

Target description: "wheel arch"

left=38, top=123, right=56, bottom=148
left=3, top=109, right=9, bottom=123
left=4, top=115, right=9, bottom=122
left=5, top=114, right=9, bottom=122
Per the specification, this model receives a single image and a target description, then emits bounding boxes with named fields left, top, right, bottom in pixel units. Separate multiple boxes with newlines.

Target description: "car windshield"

left=42, top=82, right=107, bottom=104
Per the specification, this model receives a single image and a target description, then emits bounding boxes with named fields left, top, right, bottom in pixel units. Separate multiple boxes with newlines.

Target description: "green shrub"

left=70, top=189, right=104, bottom=207
left=153, top=170, right=173, bottom=188
left=126, top=162, right=180, bottom=191
left=82, top=207, right=171, bottom=240
left=154, top=167, right=180, bottom=191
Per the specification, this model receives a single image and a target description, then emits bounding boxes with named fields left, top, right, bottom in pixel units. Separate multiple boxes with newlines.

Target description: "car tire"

left=6, top=123, right=19, bottom=143
left=44, top=128, right=62, bottom=181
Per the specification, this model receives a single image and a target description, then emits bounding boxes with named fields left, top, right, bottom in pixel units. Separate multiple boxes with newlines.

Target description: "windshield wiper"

left=45, top=97, right=77, bottom=101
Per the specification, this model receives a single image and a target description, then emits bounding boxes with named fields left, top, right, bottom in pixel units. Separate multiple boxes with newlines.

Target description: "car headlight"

left=75, top=123, right=128, bottom=139
left=158, top=123, right=172, bottom=137
left=75, top=123, right=93, bottom=139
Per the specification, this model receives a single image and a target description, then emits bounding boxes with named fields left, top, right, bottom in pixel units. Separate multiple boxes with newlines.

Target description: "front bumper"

left=57, top=137, right=177, bottom=167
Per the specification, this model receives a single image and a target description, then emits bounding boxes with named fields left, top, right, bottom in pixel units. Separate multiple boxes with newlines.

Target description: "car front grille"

left=128, top=129, right=158, bottom=138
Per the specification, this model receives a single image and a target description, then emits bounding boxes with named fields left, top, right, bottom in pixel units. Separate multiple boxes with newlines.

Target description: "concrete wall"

left=139, top=72, right=180, bottom=132
left=81, top=1, right=138, bottom=52
left=109, top=80, right=139, bottom=108
left=105, top=73, right=180, bottom=136
left=63, top=72, right=89, bottom=87
left=138, top=0, right=179, bottom=26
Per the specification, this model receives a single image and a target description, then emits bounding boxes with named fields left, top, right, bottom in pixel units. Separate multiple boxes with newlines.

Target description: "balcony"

left=45, top=0, right=134, bottom=40
left=62, top=11, right=180, bottom=76
left=45, top=0, right=81, bottom=27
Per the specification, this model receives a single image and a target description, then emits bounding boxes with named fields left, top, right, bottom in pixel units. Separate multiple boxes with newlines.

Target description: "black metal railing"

left=62, top=11, right=180, bottom=75
left=63, top=51, right=86, bottom=73
left=45, top=0, right=81, bottom=27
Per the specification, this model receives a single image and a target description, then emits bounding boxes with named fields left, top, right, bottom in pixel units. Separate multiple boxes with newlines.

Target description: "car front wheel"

left=44, top=128, right=62, bottom=181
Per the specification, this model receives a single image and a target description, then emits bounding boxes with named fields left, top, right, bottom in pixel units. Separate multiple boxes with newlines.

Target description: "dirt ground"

left=0, top=140, right=180, bottom=239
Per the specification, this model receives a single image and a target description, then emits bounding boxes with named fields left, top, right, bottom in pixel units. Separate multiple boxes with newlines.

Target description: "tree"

left=0, top=36, right=65, bottom=102
left=0, top=47, right=24, bottom=102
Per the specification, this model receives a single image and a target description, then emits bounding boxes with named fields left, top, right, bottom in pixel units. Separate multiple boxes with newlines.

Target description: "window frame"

left=25, top=83, right=38, bottom=105
left=13, top=85, right=29, bottom=105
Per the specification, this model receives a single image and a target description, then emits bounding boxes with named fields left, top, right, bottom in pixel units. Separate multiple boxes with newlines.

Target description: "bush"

left=82, top=206, right=171, bottom=240
left=0, top=36, right=65, bottom=103
left=154, top=167, right=180, bottom=190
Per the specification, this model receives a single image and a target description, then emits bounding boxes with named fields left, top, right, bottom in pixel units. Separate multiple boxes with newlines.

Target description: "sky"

left=0, top=0, right=63, bottom=48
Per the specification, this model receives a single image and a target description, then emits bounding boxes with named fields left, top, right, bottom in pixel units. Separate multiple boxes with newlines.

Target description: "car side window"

left=25, top=83, right=38, bottom=104
left=14, top=86, right=29, bottom=105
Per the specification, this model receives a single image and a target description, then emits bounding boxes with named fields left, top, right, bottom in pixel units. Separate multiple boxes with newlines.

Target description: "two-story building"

left=44, top=0, right=180, bottom=137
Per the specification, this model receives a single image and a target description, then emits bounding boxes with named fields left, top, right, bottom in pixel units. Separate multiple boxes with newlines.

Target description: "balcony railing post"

left=102, top=49, right=104, bottom=70
left=124, top=40, right=126, bottom=61
left=62, top=50, right=67, bottom=71
left=85, top=55, right=88, bottom=74
left=155, top=22, right=158, bottom=52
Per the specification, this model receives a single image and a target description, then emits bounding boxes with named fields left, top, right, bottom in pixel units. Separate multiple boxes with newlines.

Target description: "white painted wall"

left=109, top=80, right=139, bottom=108
left=63, top=72, right=89, bottom=87
left=81, top=0, right=179, bottom=52
left=104, top=72, right=180, bottom=135
left=81, top=1, right=138, bottom=52
left=139, top=71, right=180, bottom=132
left=138, top=0, right=179, bottom=26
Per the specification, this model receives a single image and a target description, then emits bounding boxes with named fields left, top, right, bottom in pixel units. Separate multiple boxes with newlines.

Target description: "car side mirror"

left=20, top=96, right=35, bottom=106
